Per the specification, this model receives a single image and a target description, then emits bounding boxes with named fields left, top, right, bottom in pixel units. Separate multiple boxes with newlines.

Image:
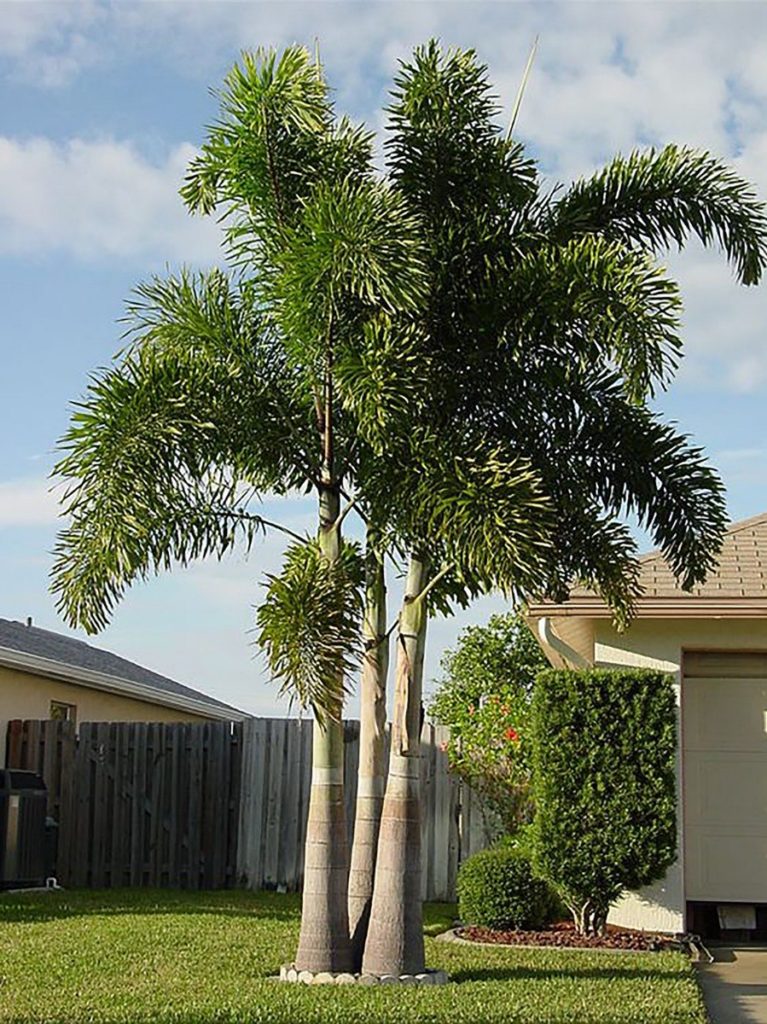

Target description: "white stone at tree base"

left=277, top=965, right=449, bottom=985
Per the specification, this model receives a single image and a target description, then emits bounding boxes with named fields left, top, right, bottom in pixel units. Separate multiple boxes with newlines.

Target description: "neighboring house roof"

left=0, top=618, right=247, bottom=720
left=527, top=511, right=767, bottom=619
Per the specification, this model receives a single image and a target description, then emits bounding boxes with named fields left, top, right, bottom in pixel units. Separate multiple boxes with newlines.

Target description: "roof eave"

left=0, top=645, right=247, bottom=721
left=526, top=598, right=767, bottom=620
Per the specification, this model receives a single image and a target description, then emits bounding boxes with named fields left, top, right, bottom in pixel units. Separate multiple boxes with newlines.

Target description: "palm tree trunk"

left=294, top=483, right=353, bottom=973
left=348, top=540, right=389, bottom=968
left=361, top=554, right=427, bottom=977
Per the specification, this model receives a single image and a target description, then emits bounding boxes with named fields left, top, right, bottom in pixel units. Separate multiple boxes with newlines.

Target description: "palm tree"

left=359, top=42, right=767, bottom=977
left=52, top=42, right=767, bottom=983
left=52, top=48, right=426, bottom=975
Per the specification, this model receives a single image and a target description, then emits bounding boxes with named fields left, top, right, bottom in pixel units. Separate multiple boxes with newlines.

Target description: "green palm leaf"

left=546, top=144, right=767, bottom=285
left=256, top=540, right=364, bottom=722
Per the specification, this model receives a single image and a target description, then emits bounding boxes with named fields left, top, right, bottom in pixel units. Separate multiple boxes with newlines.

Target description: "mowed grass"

left=0, top=889, right=707, bottom=1024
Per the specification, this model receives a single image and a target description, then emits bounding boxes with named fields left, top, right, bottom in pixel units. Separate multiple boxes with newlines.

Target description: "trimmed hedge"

left=532, top=668, right=677, bottom=935
left=457, top=844, right=560, bottom=931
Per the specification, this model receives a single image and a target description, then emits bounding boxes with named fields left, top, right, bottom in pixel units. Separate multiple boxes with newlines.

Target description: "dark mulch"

left=459, top=921, right=676, bottom=951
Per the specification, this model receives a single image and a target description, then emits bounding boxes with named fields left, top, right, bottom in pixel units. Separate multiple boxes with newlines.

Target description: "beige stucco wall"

left=0, top=664, right=212, bottom=763
left=594, top=616, right=767, bottom=934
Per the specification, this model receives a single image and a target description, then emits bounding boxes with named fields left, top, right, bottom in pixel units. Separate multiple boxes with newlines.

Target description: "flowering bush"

left=428, top=612, right=548, bottom=834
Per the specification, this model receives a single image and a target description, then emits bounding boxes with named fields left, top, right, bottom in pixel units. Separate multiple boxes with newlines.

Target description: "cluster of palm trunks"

left=49, top=33, right=767, bottom=987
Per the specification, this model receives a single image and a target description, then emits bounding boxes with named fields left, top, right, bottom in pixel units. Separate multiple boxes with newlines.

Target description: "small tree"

left=429, top=613, right=547, bottom=834
left=531, top=668, right=677, bottom=936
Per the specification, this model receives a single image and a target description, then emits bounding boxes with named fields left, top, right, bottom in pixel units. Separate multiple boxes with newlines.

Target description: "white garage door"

left=684, top=652, right=767, bottom=903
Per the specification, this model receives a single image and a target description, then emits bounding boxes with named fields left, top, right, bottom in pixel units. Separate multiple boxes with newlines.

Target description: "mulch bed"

left=458, top=921, right=676, bottom=951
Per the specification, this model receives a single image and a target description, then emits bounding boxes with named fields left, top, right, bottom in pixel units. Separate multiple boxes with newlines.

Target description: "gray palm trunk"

left=348, top=543, right=389, bottom=968
left=294, top=484, right=353, bottom=974
left=361, top=554, right=428, bottom=977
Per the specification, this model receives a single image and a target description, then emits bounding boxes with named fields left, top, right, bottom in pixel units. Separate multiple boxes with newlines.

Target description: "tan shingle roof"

left=527, top=512, right=767, bottom=619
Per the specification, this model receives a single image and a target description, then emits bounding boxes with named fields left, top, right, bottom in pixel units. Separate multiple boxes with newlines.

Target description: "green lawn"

left=0, top=889, right=707, bottom=1024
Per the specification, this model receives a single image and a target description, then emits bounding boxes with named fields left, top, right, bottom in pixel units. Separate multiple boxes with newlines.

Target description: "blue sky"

left=1, top=1, right=767, bottom=716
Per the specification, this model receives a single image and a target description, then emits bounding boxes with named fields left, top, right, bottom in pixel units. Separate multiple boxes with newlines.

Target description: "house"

left=0, top=617, right=246, bottom=760
left=527, top=511, right=767, bottom=937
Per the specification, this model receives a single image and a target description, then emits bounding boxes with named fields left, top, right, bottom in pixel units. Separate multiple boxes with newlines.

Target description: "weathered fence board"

left=6, top=716, right=492, bottom=900
left=6, top=719, right=242, bottom=889
left=234, top=719, right=488, bottom=900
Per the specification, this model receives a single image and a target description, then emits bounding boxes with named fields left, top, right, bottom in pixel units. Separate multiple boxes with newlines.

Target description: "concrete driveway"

left=697, top=948, right=767, bottom=1023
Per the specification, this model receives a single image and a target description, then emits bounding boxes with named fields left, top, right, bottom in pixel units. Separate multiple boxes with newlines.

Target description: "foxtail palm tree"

left=360, top=42, right=767, bottom=977
left=52, top=42, right=767, bottom=983
left=52, top=47, right=426, bottom=975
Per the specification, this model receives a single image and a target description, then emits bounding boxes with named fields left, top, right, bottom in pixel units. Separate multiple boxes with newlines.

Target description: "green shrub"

left=532, top=668, right=677, bottom=936
left=457, top=844, right=560, bottom=931
left=428, top=612, right=547, bottom=833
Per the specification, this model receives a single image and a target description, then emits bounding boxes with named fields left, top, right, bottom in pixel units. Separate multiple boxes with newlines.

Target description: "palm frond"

left=509, top=236, right=683, bottom=400
left=51, top=273, right=318, bottom=631
left=387, top=40, right=538, bottom=220
left=539, top=506, right=642, bottom=631
left=256, top=540, right=364, bottom=722
left=334, top=317, right=428, bottom=455
left=572, top=382, right=727, bottom=588
left=181, top=45, right=375, bottom=267
left=410, top=442, right=554, bottom=597
left=268, top=176, right=427, bottom=371
left=546, top=145, right=767, bottom=285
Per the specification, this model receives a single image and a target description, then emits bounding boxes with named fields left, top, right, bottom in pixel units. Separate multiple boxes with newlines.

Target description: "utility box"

left=0, top=769, right=48, bottom=889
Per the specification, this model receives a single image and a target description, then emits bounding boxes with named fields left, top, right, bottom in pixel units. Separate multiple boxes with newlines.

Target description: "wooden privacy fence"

left=6, top=718, right=492, bottom=900
left=6, top=719, right=241, bottom=889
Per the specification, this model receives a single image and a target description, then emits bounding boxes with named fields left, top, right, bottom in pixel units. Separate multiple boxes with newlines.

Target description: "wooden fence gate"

left=6, top=718, right=492, bottom=899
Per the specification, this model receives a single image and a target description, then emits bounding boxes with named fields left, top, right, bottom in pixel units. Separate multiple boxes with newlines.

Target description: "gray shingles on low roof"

left=0, top=618, right=242, bottom=714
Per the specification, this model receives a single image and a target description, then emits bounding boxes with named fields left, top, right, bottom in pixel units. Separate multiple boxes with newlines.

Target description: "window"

left=49, top=700, right=76, bottom=724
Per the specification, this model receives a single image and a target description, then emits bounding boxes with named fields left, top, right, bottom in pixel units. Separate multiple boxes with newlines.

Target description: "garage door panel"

left=686, top=653, right=767, bottom=678
left=684, top=656, right=767, bottom=904
left=686, top=751, right=767, bottom=827
left=686, top=830, right=767, bottom=902
left=684, top=677, right=767, bottom=751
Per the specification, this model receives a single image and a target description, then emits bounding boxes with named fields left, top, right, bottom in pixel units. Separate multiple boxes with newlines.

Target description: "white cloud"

left=0, top=2, right=105, bottom=87
left=4, top=2, right=767, bottom=387
left=0, top=477, right=62, bottom=527
left=660, top=244, right=767, bottom=394
left=0, top=136, right=222, bottom=263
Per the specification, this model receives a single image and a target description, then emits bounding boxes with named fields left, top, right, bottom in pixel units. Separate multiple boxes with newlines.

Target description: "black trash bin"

left=0, top=769, right=48, bottom=889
